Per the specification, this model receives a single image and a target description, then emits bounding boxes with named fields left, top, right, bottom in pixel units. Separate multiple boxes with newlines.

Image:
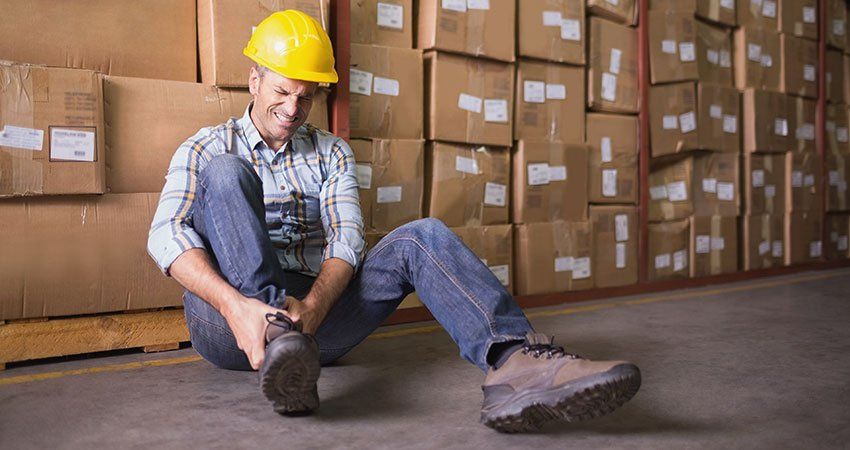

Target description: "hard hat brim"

left=244, top=49, right=339, bottom=84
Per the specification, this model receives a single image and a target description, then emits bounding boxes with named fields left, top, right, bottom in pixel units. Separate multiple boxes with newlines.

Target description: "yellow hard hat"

left=243, top=10, right=338, bottom=83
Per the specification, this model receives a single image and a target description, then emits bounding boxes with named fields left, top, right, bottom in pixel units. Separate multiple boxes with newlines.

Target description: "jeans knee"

left=404, top=217, right=451, bottom=238
left=200, top=154, right=258, bottom=196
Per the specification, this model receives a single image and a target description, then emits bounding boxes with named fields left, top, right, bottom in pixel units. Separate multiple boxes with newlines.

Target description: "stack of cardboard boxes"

left=825, top=0, right=850, bottom=260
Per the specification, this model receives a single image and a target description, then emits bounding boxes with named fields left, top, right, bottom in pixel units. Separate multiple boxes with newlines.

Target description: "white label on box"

left=650, top=184, right=668, bottom=200
left=662, top=115, right=679, bottom=130
left=355, top=164, right=372, bottom=189
left=765, top=184, right=776, bottom=198
left=601, top=73, right=618, bottom=102
left=373, top=76, right=400, bottom=96
left=839, top=236, right=849, bottom=251
left=480, top=257, right=488, bottom=266
left=615, top=214, right=629, bottom=242
left=752, top=169, right=765, bottom=187
left=696, top=235, right=711, bottom=254
left=527, top=163, right=551, bottom=186
left=667, top=181, right=688, bottom=201
left=523, top=80, right=546, bottom=104
left=797, top=123, right=815, bottom=141
left=377, top=186, right=402, bottom=203
left=837, top=127, right=849, bottom=143
left=762, top=0, right=776, bottom=18
left=572, top=257, right=591, bottom=280
left=804, top=174, right=815, bottom=187
left=455, top=156, right=479, bottom=175
left=442, top=0, right=467, bottom=12
left=484, top=182, right=507, bottom=206
left=607, top=0, right=620, bottom=5
left=753, top=0, right=763, bottom=8
left=560, top=19, right=581, bottom=41
left=759, top=240, right=770, bottom=255
left=483, top=99, right=508, bottom=123
left=615, top=243, right=627, bottom=269
left=710, top=105, right=723, bottom=119
left=673, top=250, right=688, bottom=272
left=458, top=93, right=483, bottom=113
left=748, top=43, right=762, bottom=62
left=723, top=115, right=738, bottom=134
left=829, top=170, right=840, bottom=186
left=467, top=0, right=490, bottom=10
left=760, top=54, right=773, bottom=68
left=827, top=73, right=833, bottom=85
left=774, top=118, right=788, bottom=136
left=0, top=125, right=44, bottom=151
left=834, top=20, right=846, bottom=36
left=679, top=111, right=697, bottom=133
left=600, top=137, right=613, bottom=162
left=792, top=170, right=804, bottom=188
left=549, top=165, right=567, bottom=181
left=717, top=182, right=735, bottom=201
left=655, top=253, right=671, bottom=269
left=609, top=48, right=622, bottom=74
left=50, top=129, right=95, bottom=162
left=545, top=83, right=566, bottom=100
left=679, top=42, right=696, bottom=62
left=772, top=240, right=783, bottom=257
left=707, top=49, right=720, bottom=65
left=542, top=11, right=562, bottom=26
left=827, top=121, right=836, bottom=132
left=489, top=265, right=510, bottom=286
left=803, top=6, right=816, bottom=23
left=803, top=65, right=816, bottom=82
left=809, top=241, right=821, bottom=258
left=662, top=39, right=677, bottom=55
left=555, top=256, right=574, bottom=272
left=602, top=169, right=618, bottom=197
left=376, top=3, right=404, bottom=29
left=720, top=50, right=732, bottom=68
left=721, top=0, right=735, bottom=9
left=711, top=237, right=726, bottom=251
left=703, top=178, right=718, bottom=193
left=350, top=69, right=373, bottom=96
left=832, top=231, right=839, bottom=242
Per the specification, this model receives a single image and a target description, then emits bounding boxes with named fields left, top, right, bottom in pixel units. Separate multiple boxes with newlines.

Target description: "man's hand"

left=284, top=296, right=322, bottom=335
left=221, top=294, right=287, bottom=370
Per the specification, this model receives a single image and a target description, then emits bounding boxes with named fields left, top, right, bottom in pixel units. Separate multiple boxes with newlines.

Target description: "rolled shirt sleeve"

left=319, top=138, right=366, bottom=270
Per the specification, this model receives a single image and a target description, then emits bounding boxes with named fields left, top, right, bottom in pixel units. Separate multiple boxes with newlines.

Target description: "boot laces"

left=265, top=311, right=296, bottom=331
left=521, top=334, right=580, bottom=360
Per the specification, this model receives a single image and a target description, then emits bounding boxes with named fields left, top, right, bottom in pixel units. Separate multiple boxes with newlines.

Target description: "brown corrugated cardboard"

left=511, top=141, right=588, bottom=224
left=734, top=27, right=782, bottom=91
left=846, top=54, right=850, bottom=104
left=784, top=211, right=823, bottom=264
left=743, top=153, right=788, bottom=215
left=738, top=0, right=781, bottom=30
left=826, top=0, right=847, bottom=50
left=0, top=62, right=105, bottom=198
left=742, top=89, right=790, bottom=153
left=648, top=0, right=737, bottom=27
left=690, top=215, right=738, bottom=277
left=740, top=214, right=785, bottom=270
left=649, top=82, right=740, bottom=157
left=587, top=0, right=637, bottom=25
left=0, top=0, right=196, bottom=82
left=351, top=0, right=413, bottom=48
left=586, top=113, right=639, bottom=204
left=695, top=20, right=735, bottom=86
left=103, top=76, right=251, bottom=194
left=198, top=0, right=329, bottom=86
left=826, top=151, right=850, bottom=212
left=417, top=0, right=515, bottom=62
left=826, top=50, right=845, bottom=104
left=825, top=214, right=849, bottom=260
left=779, top=0, right=819, bottom=41
left=517, top=0, right=585, bottom=64
left=514, top=60, right=585, bottom=143
left=450, top=225, right=514, bottom=293
left=790, top=96, right=816, bottom=153
left=693, top=152, right=740, bottom=217
left=648, top=13, right=733, bottom=85
left=425, top=142, right=510, bottom=227
left=825, top=104, right=849, bottom=155
left=0, top=193, right=183, bottom=320
left=350, top=44, right=423, bottom=139
left=779, top=34, right=818, bottom=98
left=589, top=205, right=638, bottom=288
left=786, top=151, right=822, bottom=212
left=424, top=52, right=513, bottom=147
left=350, top=139, right=424, bottom=233
left=648, top=219, right=690, bottom=281
left=514, top=221, right=594, bottom=295
left=588, top=17, right=639, bottom=113
left=649, top=156, right=694, bottom=222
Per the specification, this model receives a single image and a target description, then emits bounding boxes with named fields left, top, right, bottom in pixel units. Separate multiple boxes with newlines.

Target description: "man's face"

left=248, top=66, right=318, bottom=148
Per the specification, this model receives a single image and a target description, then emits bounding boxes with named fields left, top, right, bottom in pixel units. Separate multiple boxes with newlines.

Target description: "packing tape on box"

left=545, top=64, right=561, bottom=142
left=465, top=4, right=487, bottom=57
left=465, top=58, right=485, bottom=144
left=710, top=215, right=722, bottom=275
left=760, top=215, right=772, bottom=267
left=0, top=63, right=45, bottom=196
left=837, top=152, right=847, bottom=208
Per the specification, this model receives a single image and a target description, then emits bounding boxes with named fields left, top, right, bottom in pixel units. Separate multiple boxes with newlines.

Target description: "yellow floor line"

left=1, top=268, right=847, bottom=386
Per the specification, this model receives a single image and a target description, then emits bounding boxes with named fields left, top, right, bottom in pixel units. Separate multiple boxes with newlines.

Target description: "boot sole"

left=259, top=336, right=321, bottom=415
left=481, top=363, right=641, bottom=433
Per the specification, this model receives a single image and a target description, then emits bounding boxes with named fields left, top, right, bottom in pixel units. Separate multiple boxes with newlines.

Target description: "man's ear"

left=248, top=66, right=261, bottom=96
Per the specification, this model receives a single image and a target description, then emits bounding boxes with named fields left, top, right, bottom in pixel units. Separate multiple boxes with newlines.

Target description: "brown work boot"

left=259, top=312, right=321, bottom=415
left=480, top=333, right=641, bottom=432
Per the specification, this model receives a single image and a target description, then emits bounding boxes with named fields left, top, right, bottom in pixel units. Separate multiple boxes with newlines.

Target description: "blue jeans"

left=183, top=154, right=533, bottom=372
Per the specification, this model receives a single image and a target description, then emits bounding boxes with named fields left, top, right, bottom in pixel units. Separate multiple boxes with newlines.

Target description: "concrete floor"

left=2, top=268, right=850, bottom=449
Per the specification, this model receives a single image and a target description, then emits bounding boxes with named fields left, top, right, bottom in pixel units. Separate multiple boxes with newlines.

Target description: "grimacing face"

left=248, top=65, right=318, bottom=150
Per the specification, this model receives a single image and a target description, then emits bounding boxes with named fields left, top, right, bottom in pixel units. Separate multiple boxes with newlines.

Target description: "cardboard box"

left=648, top=0, right=737, bottom=27
left=350, top=44, right=423, bottom=139
left=589, top=205, right=638, bottom=288
left=649, top=156, right=694, bottom=222
left=514, top=221, right=594, bottom=295
left=450, top=224, right=514, bottom=293
left=587, top=0, right=637, bottom=25
left=649, top=82, right=741, bottom=157
left=648, top=219, right=690, bottom=281
left=588, top=17, right=639, bottom=114
left=826, top=0, right=847, bottom=50
left=425, top=142, right=510, bottom=227
left=198, top=0, right=330, bottom=86
left=734, top=27, right=782, bottom=91
left=586, top=113, right=639, bottom=204
left=424, top=52, right=513, bottom=147
left=738, top=0, right=780, bottom=30
left=846, top=54, right=850, bottom=104
left=786, top=151, right=822, bottom=212
left=790, top=96, right=816, bottom=154
left=825, top=104, right=849, bottom=155
left=351, top=0, right=413, bottom=48
left=514, top=60, right=585, bottom=143
left=779, top=34, right=818, bottom=99
left=826, top=151, right=850, bottom=212
left=743, top=153, right=787, bottom=215
left=690, top=215, right=738, bottom=277
left=779, top=0, right=819, bottom=41
left=517, top=0, right=584, bottom=65
left=0, top=62, right=105, bottom=197
left=0, top=0, right=196, bottom=82
left=103, top=76, right=251, bottom=194
left=742, top=89, right=790, bottom=153
left=648, top=12, right=733, bottom=85
left=826, top=50, right=845, bottom=104
left=740, top=214, right=785, bottom=270
left=417, top=0, right=515, bottom=62
left=511, top=141, right=588, bottom=224
left=693, top=152, right=740, bottom=217
left=784, top=211, right=823, bottom=264
left=825, top=214, right=849, bottom=260
left=350, top=139, right=424, bottom=233
left=0, top=193, right=183, bottom=320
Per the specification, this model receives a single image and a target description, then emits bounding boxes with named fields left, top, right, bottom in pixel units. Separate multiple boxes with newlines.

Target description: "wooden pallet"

left=0, top=308, right=189, bottom=370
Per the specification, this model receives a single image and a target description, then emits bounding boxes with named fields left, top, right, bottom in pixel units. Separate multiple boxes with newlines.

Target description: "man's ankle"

left=487, top=340, right=525, bottom=369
